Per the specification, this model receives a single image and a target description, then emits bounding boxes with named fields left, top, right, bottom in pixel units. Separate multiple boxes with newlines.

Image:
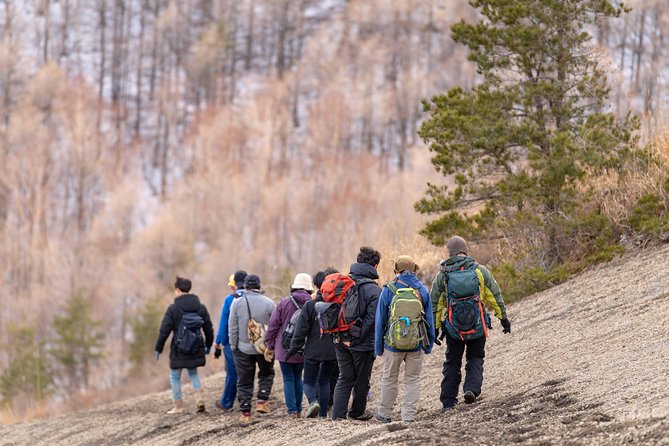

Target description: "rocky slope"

left=2, top=246, right=669, bottom=445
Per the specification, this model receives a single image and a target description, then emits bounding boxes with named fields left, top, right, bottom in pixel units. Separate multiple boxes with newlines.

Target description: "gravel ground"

left=2, top=246, right=668, bottom=446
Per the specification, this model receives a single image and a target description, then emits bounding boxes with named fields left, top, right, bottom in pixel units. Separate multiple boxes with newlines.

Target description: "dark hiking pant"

left=303, top=358, right=338, bottom=417
left=440, top=334, right=486, bottom=408
left=332, top=345, right=375, bottom=420
left=233, top=350, right=275, bottom=412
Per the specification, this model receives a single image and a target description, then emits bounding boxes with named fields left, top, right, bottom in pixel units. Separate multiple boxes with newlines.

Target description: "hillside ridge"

left=2, top=246, right=668, bottom=445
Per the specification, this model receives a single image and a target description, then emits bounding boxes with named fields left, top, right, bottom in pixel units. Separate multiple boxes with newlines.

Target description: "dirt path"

left=2, top=246, right=669, bottom=445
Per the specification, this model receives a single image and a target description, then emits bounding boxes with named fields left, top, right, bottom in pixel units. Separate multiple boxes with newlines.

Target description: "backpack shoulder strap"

left=244, top=295, right=253, bottom=320
left=289, top=296, right=300, bottom=310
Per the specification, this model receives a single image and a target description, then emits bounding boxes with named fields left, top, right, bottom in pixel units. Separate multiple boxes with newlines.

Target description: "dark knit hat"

left=233, top=270, right=248, bottom=288
left=447, top=236, right=469, bottom=257
left=244, top=274, right=261, bottom=290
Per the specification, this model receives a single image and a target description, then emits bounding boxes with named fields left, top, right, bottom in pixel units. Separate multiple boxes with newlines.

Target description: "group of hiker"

left=154, top=236, right=511, bottom=423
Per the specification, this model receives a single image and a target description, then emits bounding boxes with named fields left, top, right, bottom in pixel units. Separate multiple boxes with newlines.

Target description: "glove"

left=214, top=346, right=222, bottom=359
left=434, top=328, right=442, bottom=346
left=205, top=346, right=211, bottom=355
left=156, top=351, right=161, bottom=361
left=263, top=348, right=275, bottom=363
left=285, top=347, right=299, bottom=360
left=501, top=318, right=511, bottom=334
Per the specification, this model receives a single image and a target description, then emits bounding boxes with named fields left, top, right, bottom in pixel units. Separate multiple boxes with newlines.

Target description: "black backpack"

left=281, top=296, right=304, bottom=350
left=174, top=307, right=205, bottom=355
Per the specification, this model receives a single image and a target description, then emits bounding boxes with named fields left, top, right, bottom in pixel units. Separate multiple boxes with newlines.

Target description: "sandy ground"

left=2, top=246, right=669, bottom=446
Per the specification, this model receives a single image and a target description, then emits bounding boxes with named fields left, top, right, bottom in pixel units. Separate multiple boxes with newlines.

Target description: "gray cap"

left=447, top=236, right=469, bottom=257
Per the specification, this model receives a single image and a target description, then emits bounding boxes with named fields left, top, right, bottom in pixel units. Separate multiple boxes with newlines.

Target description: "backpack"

left=440, top=262, right=489, bottom=341
left=316, top=273, right=374, bottom=340
left=281, top=296, right=303, bottom=351
left=383, top=280, right=426, bottom=351
left=244, top=296, right=268, bottom=354
left=174, top=307, right=205, bottom=355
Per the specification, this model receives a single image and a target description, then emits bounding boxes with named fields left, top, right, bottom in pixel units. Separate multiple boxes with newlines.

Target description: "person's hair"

left=313, top=266, right=340, bottom=289
left=357, top=246, right=381, bottom=267
left=174, top=276, right=192, bottom=293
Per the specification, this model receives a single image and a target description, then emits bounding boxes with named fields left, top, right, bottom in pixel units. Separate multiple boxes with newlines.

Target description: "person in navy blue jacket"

left=374, top=256, right=435, bottom=423
left=213, top=270, right=247, bottom=411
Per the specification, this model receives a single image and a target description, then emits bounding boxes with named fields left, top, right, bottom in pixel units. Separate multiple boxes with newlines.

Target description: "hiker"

left=265, top=273, right=314, bottom=417
left=155, top=276, right=214, bottom=414
left=430, top=236, right=511, bottom=410
left=287, top=268, right=339, bottom=418
left=228, top=274, right=276, bottom=423
left=331, top=246, right=381, bottom=421
left=213, top=270, right=247, bottom=411
left=374, top=256, right=435, bottom=423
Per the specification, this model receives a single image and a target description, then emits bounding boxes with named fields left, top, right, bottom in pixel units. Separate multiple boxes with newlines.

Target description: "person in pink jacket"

left=265, top=273, right=314, bottom=417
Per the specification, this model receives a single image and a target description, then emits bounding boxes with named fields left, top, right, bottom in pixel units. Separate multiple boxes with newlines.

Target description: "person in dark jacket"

left=265, top=273, right=314, bottom=417
left=288, top=267, right=339, bottom=418
left=155, top=276, right=214, bottom=414
left=331, top=246, right=382, bottom=421
left=374, top=256, right=435, bottom=423
left=430, top=236, right=510, bottom=410
left=213, top=270, right=247, bottom=411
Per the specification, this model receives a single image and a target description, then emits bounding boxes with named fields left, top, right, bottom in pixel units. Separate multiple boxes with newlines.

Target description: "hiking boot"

left=256, top=400, right=270, bottom=414
left=305, top=402, right=320, bottom=418
left=195, top=390, right=205, bottom=413
left=239, top=412, right=252, bottom=424
left=374, top=412, right=391, bottom=424
left=441, top=405, right=455, bottom=413
left=349, top=410, right=373, bottom=421
left=289, top=413, right=301, bottom=419
left=464, top=391, right=477, bottom=404
left=215, top=400, right=233, bottom=412
left=167, top=399, right=185, bottom=414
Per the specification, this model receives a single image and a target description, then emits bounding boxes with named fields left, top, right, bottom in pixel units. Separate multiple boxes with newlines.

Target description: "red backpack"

left=315, top=273, right=373, bottom=338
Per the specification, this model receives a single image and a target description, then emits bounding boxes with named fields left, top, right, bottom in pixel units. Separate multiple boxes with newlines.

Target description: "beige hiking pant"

left=377, top=350, right=423, bottom=421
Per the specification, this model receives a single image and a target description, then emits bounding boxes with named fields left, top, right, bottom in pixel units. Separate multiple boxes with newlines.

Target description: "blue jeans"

left=303, top=358, right=337, bottom=417
left=220, top=345, right=237, bottom=409
left=170, top=368, right=201, bottom=401
left=279, top=362, right=304, bottom=414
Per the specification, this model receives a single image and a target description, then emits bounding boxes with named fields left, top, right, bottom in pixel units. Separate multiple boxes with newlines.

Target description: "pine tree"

left=50, top=292, right=104, bottom=391
left=0, top=325, right=52, bottom=407
left=127, top=296, right=163, bottom=372
left=417, top=0, right=638, bottom=269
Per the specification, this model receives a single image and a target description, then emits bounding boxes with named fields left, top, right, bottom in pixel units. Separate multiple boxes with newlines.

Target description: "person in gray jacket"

left=228, top=274, right=276, bottom=423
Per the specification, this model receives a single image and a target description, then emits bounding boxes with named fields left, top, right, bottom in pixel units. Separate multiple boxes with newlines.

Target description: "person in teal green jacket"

left=429, top=236, right=511, bottom=410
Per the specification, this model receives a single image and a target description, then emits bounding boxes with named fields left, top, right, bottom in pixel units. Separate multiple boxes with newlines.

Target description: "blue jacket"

left=215, top=288, right=244, bottom=346
left=374, top=272, right=435, bottom=356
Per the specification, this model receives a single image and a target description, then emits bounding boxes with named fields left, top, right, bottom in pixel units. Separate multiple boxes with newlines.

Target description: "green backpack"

left=384, top=280, right=425, bottom=351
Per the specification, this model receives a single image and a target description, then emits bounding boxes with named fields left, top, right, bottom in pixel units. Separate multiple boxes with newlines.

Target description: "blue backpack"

left=174, top=308, right=205, bottom=355
left=441, top=263, right=490, bottom=341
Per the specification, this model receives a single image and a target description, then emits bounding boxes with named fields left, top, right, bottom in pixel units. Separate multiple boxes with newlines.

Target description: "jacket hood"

left=174, top=294, right=201, bottom=312
left=290, top=289, right=312, bottom=305
left=349, top=262, right=379, bottom=281
left=393, top=272, right=424, bottom=289
left=441, top=255, right=477, bottom=271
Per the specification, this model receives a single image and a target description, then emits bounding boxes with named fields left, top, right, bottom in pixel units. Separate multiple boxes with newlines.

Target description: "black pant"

left=233, top=350, right=275, bottom=412
left=332, top=346, right=375, bottom=419
left=303, top=358, right=338, bottom=417
left=329, top=361, right=339, bottom=407
left=440, top=334, right=486, bottom=408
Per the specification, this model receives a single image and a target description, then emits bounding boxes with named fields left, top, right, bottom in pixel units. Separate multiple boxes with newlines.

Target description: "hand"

left=434, top=328, right=442, bottom=346
left=375, top=351, right=383, bottom=357
left=205, top=346, right=211, bottom=355
left=214, top=346, right=222, bottom=359
left=285, top=347, right=299, bottom=359
left=501, top=318, right=511, bottom=334
left=263, top=348, right=275, bottom=363
left=156, top=351, right=161, bottom=361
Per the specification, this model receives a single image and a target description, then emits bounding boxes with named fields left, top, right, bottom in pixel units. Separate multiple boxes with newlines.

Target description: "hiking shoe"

left=374, top=412, right=391, bottom=424
left=349, top=410, right=373, bottom=421
left=441, top=405, right=455, bottom=413
left=196, top=400, right=206, bottom=413
left=464, top=391, right=477, bottom=404
left=215, top=400, right=233, bottom=412
left=289, top=413, right=301, bottom=419
left=305, top=402, right=320, bottom=418
left=167, top=400, right=185, bottom=414
left=239, top=412, right=252, bottom=424
left=256, top=400, right=270, bottom=414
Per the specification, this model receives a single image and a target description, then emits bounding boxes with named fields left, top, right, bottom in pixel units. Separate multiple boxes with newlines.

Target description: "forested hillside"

left=0, top=0, right=667, bottom=418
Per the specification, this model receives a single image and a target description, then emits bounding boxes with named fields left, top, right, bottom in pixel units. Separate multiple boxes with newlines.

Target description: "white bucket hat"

left=291, top=273, right=314, bottom=291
